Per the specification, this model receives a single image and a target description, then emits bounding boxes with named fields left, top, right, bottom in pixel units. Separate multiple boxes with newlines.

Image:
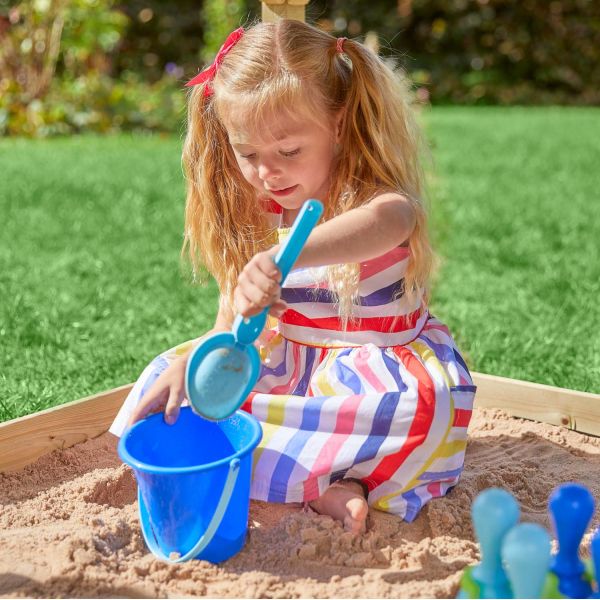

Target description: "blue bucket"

left=118, top=406, right=262, bottom=563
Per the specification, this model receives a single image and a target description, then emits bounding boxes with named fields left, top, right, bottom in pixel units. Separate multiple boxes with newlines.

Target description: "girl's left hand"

left=234, top=245, right=289, bottom=318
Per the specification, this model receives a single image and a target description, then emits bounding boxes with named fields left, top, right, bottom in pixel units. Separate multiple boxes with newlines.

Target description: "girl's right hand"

left=234, top=246, right=288, bottom=318
left=128, top=352, right=188, bottom=427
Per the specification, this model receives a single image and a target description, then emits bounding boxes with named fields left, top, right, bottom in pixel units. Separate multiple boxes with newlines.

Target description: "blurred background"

left=1, top=1, right=599, bottom=420
left=2, top=0, right=599, bottom=136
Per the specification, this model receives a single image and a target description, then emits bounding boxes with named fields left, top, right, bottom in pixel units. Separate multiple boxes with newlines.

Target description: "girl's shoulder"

left=366, top=187, right=413, bottom=208
left=366, top=188, right=415, bottom=248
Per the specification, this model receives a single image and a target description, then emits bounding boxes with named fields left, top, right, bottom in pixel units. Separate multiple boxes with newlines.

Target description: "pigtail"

left=334, top=38, right=434, bottom=302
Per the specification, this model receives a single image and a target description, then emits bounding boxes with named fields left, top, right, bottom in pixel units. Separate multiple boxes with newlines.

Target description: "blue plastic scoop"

left=185, top=199, right=323, bottom=420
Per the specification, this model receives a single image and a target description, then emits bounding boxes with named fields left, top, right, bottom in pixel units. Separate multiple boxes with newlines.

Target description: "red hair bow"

left=185, top=27, right=245, bottom=96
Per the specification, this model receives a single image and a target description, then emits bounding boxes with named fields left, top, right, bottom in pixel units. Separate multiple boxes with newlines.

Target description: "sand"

left=1, top=407, right=600, bottom=599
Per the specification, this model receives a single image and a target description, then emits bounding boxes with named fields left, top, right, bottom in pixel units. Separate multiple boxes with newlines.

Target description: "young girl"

left=110, top=19, right=476, bottom=534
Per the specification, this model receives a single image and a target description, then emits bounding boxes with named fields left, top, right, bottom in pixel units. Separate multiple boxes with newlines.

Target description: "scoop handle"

left=233, top=199, right=323, bottom=345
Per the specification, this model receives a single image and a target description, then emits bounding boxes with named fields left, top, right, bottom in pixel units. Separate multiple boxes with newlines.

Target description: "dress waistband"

left=278, top=310, right=430, bottom=349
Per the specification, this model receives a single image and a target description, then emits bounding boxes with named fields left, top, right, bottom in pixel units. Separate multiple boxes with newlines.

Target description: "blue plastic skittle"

left=470, top=488, right=520, bottom=599
left=549, top=483, right=595, bottom=599
left=185, top=199, right=324, bottom=421
left=501, top=522, right=552, bottom=599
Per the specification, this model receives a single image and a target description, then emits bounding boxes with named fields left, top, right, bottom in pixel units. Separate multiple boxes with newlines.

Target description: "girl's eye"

left=281, top=148, right=300, bottom=157
left=240, top=153, right=256, bottom=160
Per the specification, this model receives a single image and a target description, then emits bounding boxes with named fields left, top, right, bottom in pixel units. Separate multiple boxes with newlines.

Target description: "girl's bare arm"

left=295, top=192, right=416, bottom=268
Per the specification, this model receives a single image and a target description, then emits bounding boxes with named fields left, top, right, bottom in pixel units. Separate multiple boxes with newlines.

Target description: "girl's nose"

left=257, top=160, right=281, bottom=182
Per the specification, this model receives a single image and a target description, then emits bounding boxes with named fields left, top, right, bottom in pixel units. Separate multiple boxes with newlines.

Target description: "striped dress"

left=110, top=228, right=476, bottom=521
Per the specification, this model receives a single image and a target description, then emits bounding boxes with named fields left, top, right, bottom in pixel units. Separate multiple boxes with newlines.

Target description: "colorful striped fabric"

left=110, top=234, right=476, bottom=521
left=278, top=242, right=428, bottom=348
left=242, top=315, right=475, bottom=520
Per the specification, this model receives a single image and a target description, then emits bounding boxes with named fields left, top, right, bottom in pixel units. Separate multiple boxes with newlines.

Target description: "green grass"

left=1, top=107, right=599, bottom=422
left=425, top=107, right=600, bottom=392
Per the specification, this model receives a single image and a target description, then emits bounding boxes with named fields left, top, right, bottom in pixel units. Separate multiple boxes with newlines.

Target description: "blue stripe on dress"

left=267, top=395, right=324, bottom=502
left=333, top=349, right=364, bottom=394
left=451, top=384, right=477, bottom=393
left=353, top=392, right=402, bottom=464
left=381, top=351, right=410, bottom=393
left=401, top=488, right=422, bottom=522
left=292, top=346, right=316, bottom=395
left=419, top=335, right=457, bottom=363
left=453, top=348, right=472, bottom=376
left=418, top=466, right=464, bottom=481
left=259, top=339, right=290, bottom=378
left=329, top=468, right=350, bottom=484
left=281, top=280, right=404, bottom=307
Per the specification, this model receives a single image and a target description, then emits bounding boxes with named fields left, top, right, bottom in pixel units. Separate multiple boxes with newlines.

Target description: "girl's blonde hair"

left=182, top=19, right=433, bottom=320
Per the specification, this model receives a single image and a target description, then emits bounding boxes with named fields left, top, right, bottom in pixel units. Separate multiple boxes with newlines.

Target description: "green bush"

left=2, top=71, right=185, bottom=136
left=0, top=0, right=185, bottom=136
left=1, top=0, right=598, bottom=137
left=313, top=0, right=600, bottom=105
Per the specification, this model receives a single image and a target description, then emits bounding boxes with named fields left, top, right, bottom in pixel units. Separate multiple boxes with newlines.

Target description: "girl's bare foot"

left=309, top=479, right=369, bottom=534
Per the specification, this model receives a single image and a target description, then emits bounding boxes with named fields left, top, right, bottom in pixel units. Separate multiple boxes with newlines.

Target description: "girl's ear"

left=334, top=108, right=346, bottom=143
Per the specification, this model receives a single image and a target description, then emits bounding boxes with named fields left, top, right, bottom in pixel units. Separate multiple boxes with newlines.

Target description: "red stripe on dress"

left=427, top=481, right=441, bottom=497
left=363, top=345, right=436, bottom=491
left=360, top=246, right=409, bottom=280
left=241, top=391, right=257, bottom=413
left=354, top=346, right=387, bottom=392
left=280, top=307, right=423, bottom=333
left=302, top=477, right=320, bottom=499
left=453, top=408, right=472, bottom=428
left=302, top=394, right=364, bottom=500
left=421, top=321, right=451, bottom=336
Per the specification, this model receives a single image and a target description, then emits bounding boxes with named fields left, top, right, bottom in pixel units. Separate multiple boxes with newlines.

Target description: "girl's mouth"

left=270, top=185, right=298, bottom=197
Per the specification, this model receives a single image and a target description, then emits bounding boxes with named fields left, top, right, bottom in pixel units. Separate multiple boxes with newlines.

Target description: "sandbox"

left=2, top=402, right=599, bottom=599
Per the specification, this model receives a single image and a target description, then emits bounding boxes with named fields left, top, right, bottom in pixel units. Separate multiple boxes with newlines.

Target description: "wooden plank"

left=1, top=373, right=599, bottom=474
left=0, top=384, right=132, bottom=473
left=473, top=372, right=600, bottom=437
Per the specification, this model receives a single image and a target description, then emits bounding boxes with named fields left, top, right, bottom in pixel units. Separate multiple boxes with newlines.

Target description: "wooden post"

left=261, top=0, right=309, bottom=23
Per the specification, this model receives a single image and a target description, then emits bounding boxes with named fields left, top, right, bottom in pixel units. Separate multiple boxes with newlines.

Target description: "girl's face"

left=227, top=110, right=342, bottom=216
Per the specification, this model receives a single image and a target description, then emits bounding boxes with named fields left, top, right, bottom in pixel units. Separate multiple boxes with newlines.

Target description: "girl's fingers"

left=129, top=389, right=167, bottom=425
left=235, top=250, right=283, bottom=317
left=235, top=282, right=279, bottom=317
left=239, top=263, right=280, bottom=299
left=234, top=287, right=259, bottom=317
left=164, top=387, right=183, bottom=425
left=255, top=252, right=281, bottom=280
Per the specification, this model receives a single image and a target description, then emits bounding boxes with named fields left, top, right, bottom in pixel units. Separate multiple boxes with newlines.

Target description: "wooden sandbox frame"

left=2, top=0, right=599, bottom=473
left=1, top=372, right=599, bottom=473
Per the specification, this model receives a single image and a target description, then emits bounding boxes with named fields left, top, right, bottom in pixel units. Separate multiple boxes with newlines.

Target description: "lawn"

left=1, top=106, right=599, bottom=422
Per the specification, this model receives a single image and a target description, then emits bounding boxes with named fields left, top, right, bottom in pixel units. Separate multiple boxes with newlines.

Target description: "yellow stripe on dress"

left=252, top=394, right=290, bottom=467
left=311, top=348, right=343, bottom=396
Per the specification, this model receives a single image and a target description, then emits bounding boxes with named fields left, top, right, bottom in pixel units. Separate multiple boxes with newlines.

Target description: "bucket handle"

left=138, top=457, right=241, bottom=563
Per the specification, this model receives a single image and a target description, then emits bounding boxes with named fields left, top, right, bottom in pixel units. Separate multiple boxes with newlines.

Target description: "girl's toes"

left=344, top=496, right=368, bottom=534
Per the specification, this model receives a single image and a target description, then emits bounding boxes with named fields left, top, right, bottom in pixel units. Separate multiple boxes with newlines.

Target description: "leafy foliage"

left=0, top=0, right=184, bottom=135
left=1, top=0, right=598, bottom=137
left=308, top=0, right=600, bottom=105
